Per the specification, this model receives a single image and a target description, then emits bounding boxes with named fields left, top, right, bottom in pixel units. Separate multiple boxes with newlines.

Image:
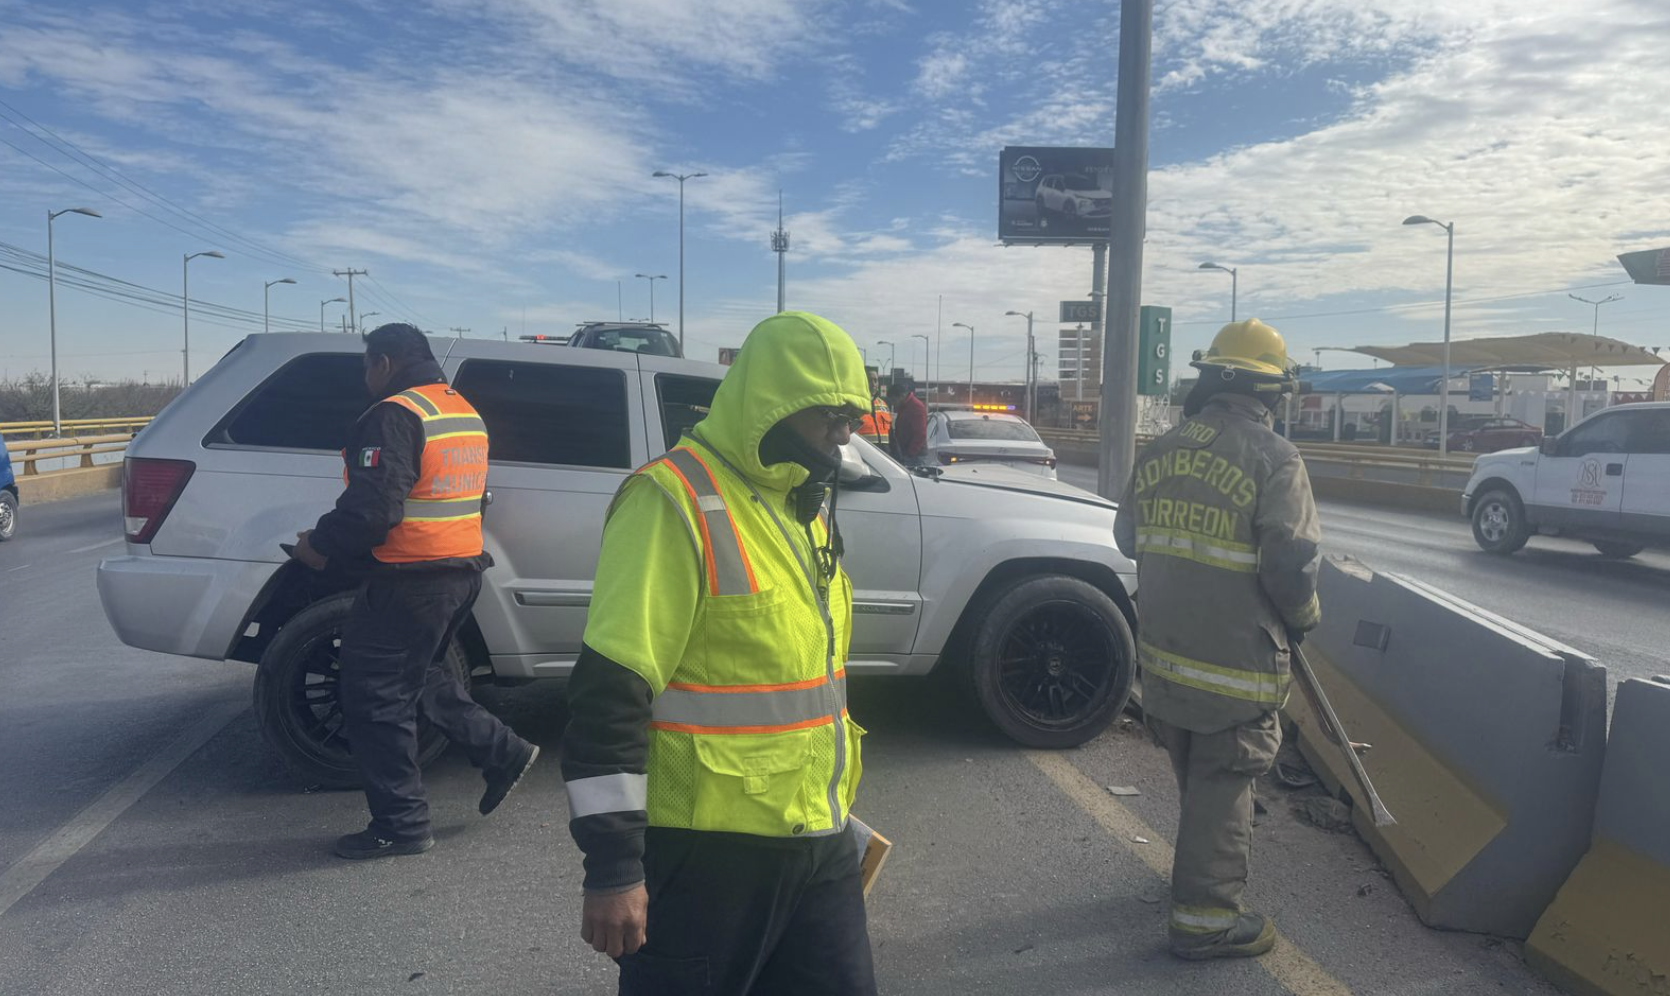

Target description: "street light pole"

left=634, top=273, right=667, bottom=323
left=653, top=171, right=708, bottom=353
left=1197, top=262, right=1238, bottom=322
left=952, top=322, right=976, bottom=403
left=1569, top=292, right=1622, bottom=416
left=1402, top=215, right=1455, bottom=457
left=46, top=206, right=102, bottom=436
left=183, top=250, right=225, bottom=385
left=1005, top=311, right=1035, bottom=420
left=876, top=340, right=895, bottom=379
left=911, top=333, right=930, bottom=386
left=360, top=312, right=381, bottom=331
left=321, top=297, right=346, bottom=333
left=264, top=277, right=296, bottom=334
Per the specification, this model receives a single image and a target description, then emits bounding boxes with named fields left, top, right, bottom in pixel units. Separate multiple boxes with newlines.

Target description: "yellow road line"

left=1026, top=750, right=1355, bottom=996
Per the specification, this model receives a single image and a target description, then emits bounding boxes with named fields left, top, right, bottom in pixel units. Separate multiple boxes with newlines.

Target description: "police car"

left=1462, top=402, right=1670, bottom=557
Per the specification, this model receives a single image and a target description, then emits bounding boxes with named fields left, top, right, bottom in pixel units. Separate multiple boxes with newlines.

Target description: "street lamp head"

left=276, top=277, right=297, bottom=285
left=952, top=322, right=973, bottom=331
left=69, top=207, right=102, bottom=219
left=188, top=250, right=225, bottom=261
left=877, top=339, right=893, bottom=346
left=1402, top=215, right=1436, bottom=226
left=325, top=296, right=347, bottom=304
left=1004, top=310, right=1022, bottom=317
left=691, top=172, right=708, bottom=179
left=653, top=171, right=672, bottom=177
left=1198, top=261, right=1222, bottom=271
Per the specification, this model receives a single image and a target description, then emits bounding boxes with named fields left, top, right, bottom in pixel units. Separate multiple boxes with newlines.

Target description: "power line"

left=0, top=98, right=331, bottom=276
left=1172, top=279, right=1636, bottom=327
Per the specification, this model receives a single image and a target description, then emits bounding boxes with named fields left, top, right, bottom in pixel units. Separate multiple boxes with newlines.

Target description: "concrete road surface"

left=1060, top=463, right=1670, bottom=692
left=0, top=492, right=1587, bottom=994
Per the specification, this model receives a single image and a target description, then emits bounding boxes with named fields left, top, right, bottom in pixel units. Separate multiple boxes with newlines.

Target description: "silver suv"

left=98, top=333, right=1138, bottom=783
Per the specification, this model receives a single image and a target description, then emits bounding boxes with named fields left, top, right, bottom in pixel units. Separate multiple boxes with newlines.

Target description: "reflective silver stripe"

left=1171, top=904, right=1239, bottom=934
left=662, top=448, right=754, bottom=596
left=395, top=389, right=442, bottom=417
left=402, top=497, right=481, bottom=520
left=420, top=414, right=487, bottom=436
left=1140, top=642, right=1287, bottom=705
left=653, top=675, right=846, bottom=730
left=565, top=773, right=648, bottom=818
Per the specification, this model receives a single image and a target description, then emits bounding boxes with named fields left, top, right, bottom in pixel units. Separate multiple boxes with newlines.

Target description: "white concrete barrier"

left=1528, top=676, right=1670, bottom=996
left=1286, top=557, right=1607, bottom=939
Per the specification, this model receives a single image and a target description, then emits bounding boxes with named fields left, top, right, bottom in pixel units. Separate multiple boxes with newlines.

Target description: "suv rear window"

left=211, top=353, right=367, bottom=450
left=453, top=360, right=631, bottom=468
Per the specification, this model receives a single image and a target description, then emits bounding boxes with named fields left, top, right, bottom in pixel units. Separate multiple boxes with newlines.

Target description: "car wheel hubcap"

left=996, top=602, right=1118, bottom=731
left=1480, top=503, right=1508, bottom=541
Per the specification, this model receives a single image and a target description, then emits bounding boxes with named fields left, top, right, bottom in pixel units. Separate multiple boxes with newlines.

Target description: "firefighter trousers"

left=338, top=569, right=524, bottom=839
left=616, top=826, right=878, bottom=996
left=1149, top=711, right=1282, bottom=941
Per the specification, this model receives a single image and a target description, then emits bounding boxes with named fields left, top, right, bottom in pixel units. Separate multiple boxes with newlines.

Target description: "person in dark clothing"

left=291, top=324, right=538, bottom=860
left=888, top=377, right=928, bottom=464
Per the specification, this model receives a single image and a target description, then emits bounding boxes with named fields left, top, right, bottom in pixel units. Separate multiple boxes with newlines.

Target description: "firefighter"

left=291, top=324, right=538, bottom=860
left=561, top=311, right=876, bottom=994
left=1113, top=319, right=1321, bottom=960
left=856, top=370, right=893, bottom=447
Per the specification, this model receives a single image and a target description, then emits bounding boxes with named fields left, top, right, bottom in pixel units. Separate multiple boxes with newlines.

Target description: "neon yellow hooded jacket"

left=584, top=311, right=871, bottom=838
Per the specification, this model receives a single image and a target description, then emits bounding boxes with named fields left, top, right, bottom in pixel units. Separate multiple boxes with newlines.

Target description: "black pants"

left=618, top=826, right=878, bottom=996
left=337, top=569, right=521, bottom=838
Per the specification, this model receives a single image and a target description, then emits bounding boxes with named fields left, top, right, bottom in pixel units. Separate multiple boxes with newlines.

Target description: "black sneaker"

left=479, top=742, right=540, bottom=816
left=333, top=828, right=435, bottom=860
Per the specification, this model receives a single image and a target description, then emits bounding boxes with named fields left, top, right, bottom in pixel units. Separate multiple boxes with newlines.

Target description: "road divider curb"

left=16, top=465, right=122, bottom=504
left=1285, top=556, right=1607, bottom=939
left=1527, top=676, right=1670, bottom=996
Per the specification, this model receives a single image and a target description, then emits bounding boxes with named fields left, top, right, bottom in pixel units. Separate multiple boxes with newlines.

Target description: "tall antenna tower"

left=771, top=190, right=790, bottom=313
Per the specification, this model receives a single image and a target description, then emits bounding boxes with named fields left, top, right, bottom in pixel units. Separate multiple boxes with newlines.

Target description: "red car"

left=1447, top=417, right=1543, bottom=453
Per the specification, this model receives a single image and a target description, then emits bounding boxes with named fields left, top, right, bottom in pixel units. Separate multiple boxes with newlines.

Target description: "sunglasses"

left=811, top=407, right=867, bottom=431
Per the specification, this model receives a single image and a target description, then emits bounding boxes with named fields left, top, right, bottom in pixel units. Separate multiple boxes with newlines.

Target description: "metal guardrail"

left=4, top=431, right=147, bottom=477
left=0, top=417, right=153, bottom=441
left=1035, top=427, right=1476, bottom=485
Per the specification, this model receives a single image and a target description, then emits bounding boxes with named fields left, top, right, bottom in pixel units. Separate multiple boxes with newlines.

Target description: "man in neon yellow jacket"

left=562, top=311, right=877, bottom=994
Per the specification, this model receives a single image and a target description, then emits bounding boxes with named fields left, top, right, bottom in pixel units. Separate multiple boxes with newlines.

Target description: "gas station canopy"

left=1346, top=332, right=1665, bottom=370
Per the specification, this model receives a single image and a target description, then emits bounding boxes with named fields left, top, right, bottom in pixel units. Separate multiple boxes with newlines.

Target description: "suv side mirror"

left=1540, top=437, right=1560, bottom=457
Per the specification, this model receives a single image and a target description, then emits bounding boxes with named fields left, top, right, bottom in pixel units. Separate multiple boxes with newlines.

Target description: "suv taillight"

left=123, top=457, right=195, bottom=544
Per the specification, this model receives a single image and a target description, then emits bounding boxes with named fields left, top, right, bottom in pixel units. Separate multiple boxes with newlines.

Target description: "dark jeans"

left=337, top=569, right=521, bottom=838
left=618, top=826, right=878, bottom=996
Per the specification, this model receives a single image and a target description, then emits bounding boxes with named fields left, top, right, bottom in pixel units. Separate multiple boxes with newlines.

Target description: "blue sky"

left=0, top=0, right=1667, bottom=388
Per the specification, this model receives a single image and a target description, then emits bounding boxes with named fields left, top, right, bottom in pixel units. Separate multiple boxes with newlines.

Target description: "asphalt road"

left=0, top=491, right=1580, bottom=995
left=1060, top=463, right=1670, bottom=692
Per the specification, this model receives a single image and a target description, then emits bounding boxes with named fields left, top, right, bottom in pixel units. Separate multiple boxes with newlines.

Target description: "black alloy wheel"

left=252, top=592, right=465, bottom=787
left=0, top=490, right=15, bottom=541
left=969, top=574, right=1135, bottom=748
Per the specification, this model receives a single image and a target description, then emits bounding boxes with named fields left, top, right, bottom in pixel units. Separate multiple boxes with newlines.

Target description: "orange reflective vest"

left=352, top=382, right=489, bottom=564
left=857, top=397, right=892, bottom=444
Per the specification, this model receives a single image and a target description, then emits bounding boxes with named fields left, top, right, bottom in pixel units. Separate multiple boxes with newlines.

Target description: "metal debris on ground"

left=1106, top=785, right=1141, bottom=797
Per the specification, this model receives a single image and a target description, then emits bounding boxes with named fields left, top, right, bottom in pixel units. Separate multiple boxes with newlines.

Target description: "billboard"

left=1059, top=300, right=1100, bottom=324
left=1617, top=247, right=1670, bottom=285
left=999, top=146, right=1115, bottom=244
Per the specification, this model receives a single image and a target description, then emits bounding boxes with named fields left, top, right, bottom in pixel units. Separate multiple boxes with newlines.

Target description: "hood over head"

left=691, top=311, right=869, bottom=493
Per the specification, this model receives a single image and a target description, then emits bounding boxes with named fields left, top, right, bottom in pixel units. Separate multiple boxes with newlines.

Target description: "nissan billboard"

left=998, top=146, right=1115, bottom=244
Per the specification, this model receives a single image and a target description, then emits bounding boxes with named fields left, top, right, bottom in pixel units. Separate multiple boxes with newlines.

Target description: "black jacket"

left=308, top=360, right=493, bottom=573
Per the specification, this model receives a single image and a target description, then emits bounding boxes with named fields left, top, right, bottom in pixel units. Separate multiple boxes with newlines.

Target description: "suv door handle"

left=1605, top=463, right=1623, bottom=476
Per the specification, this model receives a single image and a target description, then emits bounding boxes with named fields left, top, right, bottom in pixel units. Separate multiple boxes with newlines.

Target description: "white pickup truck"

left=1462, top=401, right=1670, bottom=557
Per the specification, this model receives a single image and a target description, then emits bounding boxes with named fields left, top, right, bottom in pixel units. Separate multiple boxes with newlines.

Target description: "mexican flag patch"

left=358, top=447, right=381, bottom=468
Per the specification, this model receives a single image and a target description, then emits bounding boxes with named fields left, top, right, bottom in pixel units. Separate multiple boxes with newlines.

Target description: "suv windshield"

left=948, top=417, right=1040, bottom=442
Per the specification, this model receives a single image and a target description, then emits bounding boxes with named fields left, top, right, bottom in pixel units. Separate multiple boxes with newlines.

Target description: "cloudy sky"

left=0, top=0, right=1666, bottom=387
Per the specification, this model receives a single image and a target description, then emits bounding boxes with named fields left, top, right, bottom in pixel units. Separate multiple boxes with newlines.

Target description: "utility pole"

left=449, top=327, right=471, bottom=339
left=502, top=326, right=509, bottom=341
left=333, top=268, right=367, bottom=334
left=1097, top=0, right=1153, bottom=500
left=1088, top=242, right=1107, bottom=404
left=772, top=190, right=790, bottom=313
